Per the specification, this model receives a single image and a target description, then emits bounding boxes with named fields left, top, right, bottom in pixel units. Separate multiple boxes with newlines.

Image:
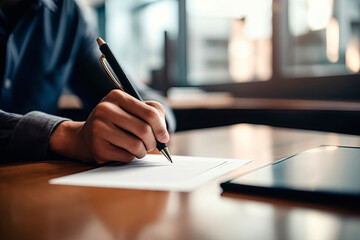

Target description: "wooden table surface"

left=1, top=124, right=360, bottom=240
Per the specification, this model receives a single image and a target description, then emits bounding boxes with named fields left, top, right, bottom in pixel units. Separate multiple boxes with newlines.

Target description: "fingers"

left=83, top=116, right=148, bottom=163
left=145, top=101, right=165, bottom=118
left=78, top=89, right=170, bottom=164
left=106, top=90, right=169, bottom=143
left=89, top=102, right=151, bottom=156
left=93, top=141, right=135, bottom=164
left=95, top=101, right=157, bottom=152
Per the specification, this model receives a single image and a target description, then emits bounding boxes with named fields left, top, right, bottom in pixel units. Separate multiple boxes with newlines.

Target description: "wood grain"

left=1, top=124, right=360, bottom=240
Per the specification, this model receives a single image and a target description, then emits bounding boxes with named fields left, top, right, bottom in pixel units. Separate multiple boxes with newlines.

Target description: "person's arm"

left=1, top=89, right=170, bottom=164
left=0, top=110, right=68, bottom=161
left=49, top=89, right=169, bottom=164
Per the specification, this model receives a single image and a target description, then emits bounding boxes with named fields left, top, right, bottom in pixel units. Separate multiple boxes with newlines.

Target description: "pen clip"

left=99, top=54, right=124, bottom=91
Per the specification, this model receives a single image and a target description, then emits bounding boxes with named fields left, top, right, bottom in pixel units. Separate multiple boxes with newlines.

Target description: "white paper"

left=49, top=155, right=250, bottom=192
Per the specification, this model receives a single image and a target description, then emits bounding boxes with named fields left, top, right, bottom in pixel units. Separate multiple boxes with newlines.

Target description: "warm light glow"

left=346, top=37, right=360, bottom=73
left=229, top=38, right=272, bottom=82
left=228, top=40, right=254, bottom=82
left=230, top=124, right=273, bottom=165
left=307, top=0, right=333, bottom=31
left=288, top=210, right=340, bottom=240
left=228, top=20, right=254, bottom=82
left=229, top=40, right=252, bottom=59
left=326, top=17, right=339, bottom=63
left=228, top=19, right=271, bottom=82
left=324, top=146, right=339, bottom=151
left=255, top=38, right=272, bottom=80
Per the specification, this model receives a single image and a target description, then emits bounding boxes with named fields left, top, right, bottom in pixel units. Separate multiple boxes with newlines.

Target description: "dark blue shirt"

left=0, top=0, right=111, bottom=114
left=0, top=0, right=175, bottom=161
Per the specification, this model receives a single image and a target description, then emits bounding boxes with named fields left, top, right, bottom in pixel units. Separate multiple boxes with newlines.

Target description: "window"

left=187, top=0, right=273, bottom=84
left=281, top=0, right=360, bottom=78
left=105, top=0, right=178, bottom=85
left=100, top=0, right=360, bottom=100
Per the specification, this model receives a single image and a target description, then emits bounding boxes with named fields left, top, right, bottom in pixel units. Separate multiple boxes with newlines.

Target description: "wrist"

left=49, top=120, right=86, bottom=161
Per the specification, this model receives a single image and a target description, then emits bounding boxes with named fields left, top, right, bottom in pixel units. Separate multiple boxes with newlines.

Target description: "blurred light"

left=229, top=40, right=254, bottom=82
left=187, top=0, right=247, bottom=18
left=326, top=17, right=339, bottom=63
left=289, top=0, right=309, bottom=36
left=289, top=210, right=340, bottom=240
left=230, top=124, right=273, bottom=165
left=307, top=0, right=333, bottom=31
left=228, top=19, right=254, bottom=82
left=255, top=39, right=272, bottom=80
left=228, top=17, right=272, bottom=82
left=324, top=146, right=339, bottom=151
left=188, top=0, right=272, bottom=84
left=346, top=37, right=360, bottom=73
left=229, top=40, right=252, bottom=59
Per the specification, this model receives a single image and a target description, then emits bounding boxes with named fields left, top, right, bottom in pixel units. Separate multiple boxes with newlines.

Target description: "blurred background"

left=70, top=0, right=360, bottom=133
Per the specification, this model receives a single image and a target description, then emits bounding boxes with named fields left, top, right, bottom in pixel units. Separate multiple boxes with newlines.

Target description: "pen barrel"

left=156, top=141, right=166, bottom=151
left=100, top=44, right=143, bottom=102
left=99, top=41, right=168, bottom=154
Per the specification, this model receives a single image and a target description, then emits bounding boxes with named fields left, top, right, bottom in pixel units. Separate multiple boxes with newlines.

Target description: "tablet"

left=221, top=146, right=360, bottom=207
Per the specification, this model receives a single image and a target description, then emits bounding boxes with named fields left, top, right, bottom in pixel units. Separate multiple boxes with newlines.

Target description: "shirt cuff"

left=8, top=111, right=69, bottom=160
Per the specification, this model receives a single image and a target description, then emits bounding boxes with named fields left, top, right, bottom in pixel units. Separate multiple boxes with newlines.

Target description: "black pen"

left=97, top=37, right=173, bottom=163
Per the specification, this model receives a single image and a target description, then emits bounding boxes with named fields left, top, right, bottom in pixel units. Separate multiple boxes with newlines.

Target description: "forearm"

left=0, top=110, right=68, bottom=161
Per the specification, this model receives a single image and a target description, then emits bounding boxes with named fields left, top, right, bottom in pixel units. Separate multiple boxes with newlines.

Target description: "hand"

left=49, top=90, right=169, bottom=164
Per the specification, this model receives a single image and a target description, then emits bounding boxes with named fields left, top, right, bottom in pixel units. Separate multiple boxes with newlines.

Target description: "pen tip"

left=160, top=147, right=173, bottom=163
left=97, top=37, right=105, bottom=47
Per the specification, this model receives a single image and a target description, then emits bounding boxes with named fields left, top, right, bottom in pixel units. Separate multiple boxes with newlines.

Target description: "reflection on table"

left=1, top=124, right=360, bottom=240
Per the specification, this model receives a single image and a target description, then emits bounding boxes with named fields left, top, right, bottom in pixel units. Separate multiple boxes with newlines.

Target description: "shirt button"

left=4, top=78, right=11, bottom=89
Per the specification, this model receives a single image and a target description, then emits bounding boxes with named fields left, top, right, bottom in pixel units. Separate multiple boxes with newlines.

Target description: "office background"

left=2, top=1, right=360, bottom=239
left=70, top=0, right=360, bottom=133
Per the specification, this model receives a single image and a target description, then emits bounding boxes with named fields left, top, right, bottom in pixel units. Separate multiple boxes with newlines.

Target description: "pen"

left=96, top=37, right=173, bottom=163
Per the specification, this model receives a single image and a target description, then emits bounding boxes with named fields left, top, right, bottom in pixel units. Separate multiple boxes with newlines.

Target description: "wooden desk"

left=1, top=124, right=360, bottom=240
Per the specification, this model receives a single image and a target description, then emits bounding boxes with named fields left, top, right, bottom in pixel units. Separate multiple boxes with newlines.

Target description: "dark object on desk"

left=221, top=146, right=360, bottom=208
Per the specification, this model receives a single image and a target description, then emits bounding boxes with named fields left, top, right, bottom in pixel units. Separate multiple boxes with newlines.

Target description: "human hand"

left=49, top=90, right=169, bottom=164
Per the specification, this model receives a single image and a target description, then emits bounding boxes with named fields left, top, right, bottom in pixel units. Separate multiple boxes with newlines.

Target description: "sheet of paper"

left=49, top=155, right=250, bottom=192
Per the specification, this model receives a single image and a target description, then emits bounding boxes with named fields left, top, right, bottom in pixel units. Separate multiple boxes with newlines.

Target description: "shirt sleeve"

left=0, top=110, right=68, bottom=162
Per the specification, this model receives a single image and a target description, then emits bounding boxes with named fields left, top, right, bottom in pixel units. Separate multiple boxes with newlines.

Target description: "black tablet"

left=221, top=146, right=360, bottom=207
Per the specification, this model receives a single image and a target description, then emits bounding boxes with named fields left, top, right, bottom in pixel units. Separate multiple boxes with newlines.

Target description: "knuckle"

left=108, top=89, right=122, bottom=99
left=144, top=108, right=159, bottom=123
left=93, top=102, right=111, bottom=117
left=139, top=124, right=152, bottom=136
left=110, top=89, right=127, bottom=102
left=92, top=107, right=102, bottom=119
left=147, top=101, right=165, bottom=117
left=153, top=102, right=165, bottom=113
left=133, top=139, right=143, bottom=151
left=133, top=140, right=146, bottom=158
